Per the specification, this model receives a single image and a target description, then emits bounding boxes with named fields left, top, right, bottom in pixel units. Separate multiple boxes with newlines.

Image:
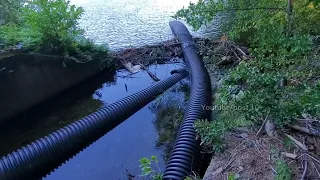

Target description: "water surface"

left=70, top=0, right=202, bottom=50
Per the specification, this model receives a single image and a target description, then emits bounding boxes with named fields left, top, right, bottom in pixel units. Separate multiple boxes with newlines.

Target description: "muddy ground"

left=203, top=129, right=320, bottom=180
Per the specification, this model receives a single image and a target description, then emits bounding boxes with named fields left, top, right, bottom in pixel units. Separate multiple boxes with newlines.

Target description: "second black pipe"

left=163, top=21, right=212, bottom=179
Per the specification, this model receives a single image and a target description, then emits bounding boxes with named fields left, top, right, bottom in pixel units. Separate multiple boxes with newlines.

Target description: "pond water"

left=69, top=0, right=221, bottom=50
left=45, top=64, right=188, bottom=180
left=0, top=63, right=189, bottom=180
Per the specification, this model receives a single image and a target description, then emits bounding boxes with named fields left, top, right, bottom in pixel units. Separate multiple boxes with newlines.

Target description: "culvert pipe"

left=163, top=21, right=212, bottom=179
left=0, top=69, right=188, bottom=180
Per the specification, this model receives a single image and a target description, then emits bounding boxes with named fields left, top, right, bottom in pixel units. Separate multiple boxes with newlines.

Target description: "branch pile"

left=111, top=39, right=182, bottom=67
left=195, top=35, right=251, bottom=67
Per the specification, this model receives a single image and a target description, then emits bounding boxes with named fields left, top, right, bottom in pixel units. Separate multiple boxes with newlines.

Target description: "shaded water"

left=0, top=64, right=189, bottom=179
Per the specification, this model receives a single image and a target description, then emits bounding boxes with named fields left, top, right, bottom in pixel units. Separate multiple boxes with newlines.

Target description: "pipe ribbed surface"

left=0, top=69, right=188, bottom=180
left=163, top=21, right=212, bottom=179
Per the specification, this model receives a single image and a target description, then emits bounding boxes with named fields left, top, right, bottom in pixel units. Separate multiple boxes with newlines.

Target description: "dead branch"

left=311, top=158, right=320, bottom=179
left=303, top=153, right=320, bottom=165
left=285, top=134, right=308, bottom=151
left=229, top=43, right=248, bottom=57
left=256, top=111, right=270, bottom=136
left=288, top=125, right=320, bottom=137
left=139, top=63, right=160, bottom=82
left=301, top=154, right=308, bottom=180
left=281, top=152, right=297, bottom=160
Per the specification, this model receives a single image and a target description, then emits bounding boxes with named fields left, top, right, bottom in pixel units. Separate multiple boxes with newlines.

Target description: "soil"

left=203, top=129, right=320, bottom=180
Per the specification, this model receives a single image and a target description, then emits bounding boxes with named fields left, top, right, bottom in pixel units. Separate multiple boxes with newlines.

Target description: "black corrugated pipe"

left=0, top=69, right=188, bottom=180
left=163, top=21, right=212, bottom=179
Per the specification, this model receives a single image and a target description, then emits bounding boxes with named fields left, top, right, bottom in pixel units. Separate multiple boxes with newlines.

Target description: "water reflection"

left=0, top=63, right=190, bottom=179
left=0, top=70, right=115, bottom=157
left=150, top=79, right=190, bottom=162
left=45, top=63, right=187, bottom=180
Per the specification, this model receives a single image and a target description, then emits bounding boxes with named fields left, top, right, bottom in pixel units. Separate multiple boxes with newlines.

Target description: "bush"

left=20, top=0, right=85, bottom=54
left=0, top=0, right=24, bottom=25
left=176, top=0, right=320, bottom=145
left=0, top=0, right=114, bottom=67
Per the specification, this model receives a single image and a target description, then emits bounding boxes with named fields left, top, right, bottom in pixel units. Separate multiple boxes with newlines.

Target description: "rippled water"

left=69, top=0, right=215, bottom=50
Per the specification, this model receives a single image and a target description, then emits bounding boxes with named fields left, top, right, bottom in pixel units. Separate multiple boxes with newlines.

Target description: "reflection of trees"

left=150, top=80, right=190, bottom=162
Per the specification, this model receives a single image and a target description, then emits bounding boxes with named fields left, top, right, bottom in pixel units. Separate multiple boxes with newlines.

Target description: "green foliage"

left=0, top=22, right=42, bottom=49
left=177, top=0, right=320, bottom=145
left=139, top=156, right=162, bottom=180
left=283, top=136, right=294, bottom=149
left=20, top=0, right=85, bottom=53
left=0, top=0, right=24, bottom=25
left=0, top=0, right=114, bottom=67
left=275, top=159, right=292, bottom=180
left=194, top=116, right=251, bottom=149
left=227, top=172, right=240, bottom=180
left=270, top=147, right=291, bottom=180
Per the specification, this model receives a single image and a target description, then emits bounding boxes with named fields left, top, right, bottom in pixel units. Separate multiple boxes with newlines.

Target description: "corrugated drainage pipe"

left=163, top=21, right=212, bottom=179
left=0, top=69, right=188, bottom=180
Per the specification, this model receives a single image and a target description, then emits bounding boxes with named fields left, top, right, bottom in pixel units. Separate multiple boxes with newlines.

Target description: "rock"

left=265, top=120, right=276, bottom=137
left=123, top=62, right=141, bottom=73
left=211, top=167, right=223, bottom=176
left=239, top=133, right=248, bottom=138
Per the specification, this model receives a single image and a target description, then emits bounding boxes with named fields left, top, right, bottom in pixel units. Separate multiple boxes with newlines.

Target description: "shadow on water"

left=0, top=69, right=116, bottom=156
left=0, top=62, right=191, bottom=179
left=150, top=78, right=190, bottom=163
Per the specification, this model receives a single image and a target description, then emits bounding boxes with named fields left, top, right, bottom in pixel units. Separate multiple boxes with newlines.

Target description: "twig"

left=270, top=165, right=277, bottom=174
left=223, top=152, right=238, bottom=170
left=311, top=158, right=320, bottom=179
left=222, top=147, right=247, bottom=173
left=230, top=43, right=248, bottom=57
left=289, top=78, right=302, bottom=85
left=125, top=169, right=135, bottom=180
left=256, top=111, right=270, bottom=136
left=139, top=63, right=160, bottom=82
left=231, top=48, right=241, bottom=61
left=303, top=153, right=320, bottom=165
left=301, top=154, right=308, bottom=180
left=285, top=134, right=308, bottom=151
left=116, top=75, right=138, bottom=79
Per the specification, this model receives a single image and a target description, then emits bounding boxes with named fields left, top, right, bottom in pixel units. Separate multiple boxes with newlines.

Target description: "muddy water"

left=0, top=63, right=189, bottom=180
left=69, top=0, right=222, bottom=50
